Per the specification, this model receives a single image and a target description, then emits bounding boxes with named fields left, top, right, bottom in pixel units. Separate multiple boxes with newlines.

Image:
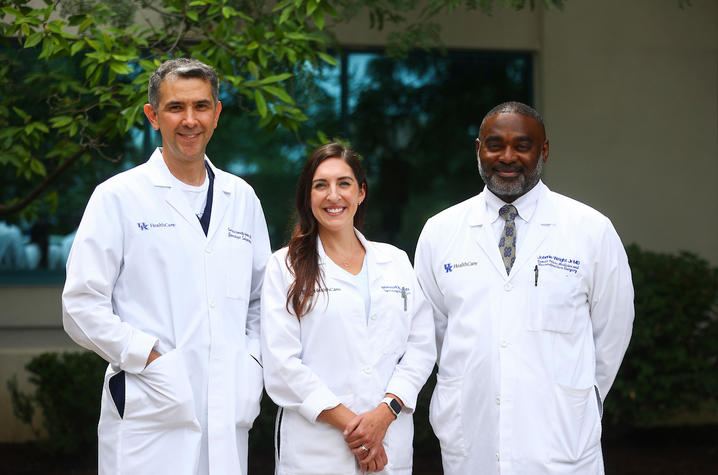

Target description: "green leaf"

left=78, top=15, right=94, bottom=32
left=278, top=7, right=292, bottom=24
left=307, top=0, right=318, bottom=16
left=273, top=0, right=295, bottom=12
left=258, top=73, right=293, bottom=85
left=222, top=6, right=235, bottom=18
left=186, top=10, right=199, bottom=22
left=24, top=31, right=43, bottom=48
left=257, top=49, right=268, bottom=68
left=317, top=52, right=338, bottom=66
left=12, top=107, right=31, bottom=123
left=110, top=62, right=131, bottom=75
left=29, top=158, right=47, bottom=176
left=50, top=116, right=74, bottom=128
left=284, top=32, right=309, bottom=41
left=262, top=85, right=294, bottom=104
left=313, top=9, right=325, bottom=30
left=254, top=89, right=267, bottom=117
left=34, top=122, right=49, bottom=133
left=248, top=61, right=260, bottom=79
left=70, top=40, right=84, bottom=56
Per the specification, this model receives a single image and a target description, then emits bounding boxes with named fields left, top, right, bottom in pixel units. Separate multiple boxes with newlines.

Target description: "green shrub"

left=604, top=244, right=718, bottom=428
left=7, top=351, right=106, bottom=458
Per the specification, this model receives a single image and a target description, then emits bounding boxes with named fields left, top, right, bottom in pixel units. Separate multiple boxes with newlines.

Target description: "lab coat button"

left=362, top=367, right=372, bottom=375
left=205, top=246, right=212, bottom=254
left=504, top=282, right=512, bottom=291
left=209, top=299, right=216, bottom=308
left=370, top=314, right=377, bottom=320
left=501, top=339, right=508, bottom=348
left=496, top=396, right=501, bottom=405
left=496, top=452, right=500, bottom=461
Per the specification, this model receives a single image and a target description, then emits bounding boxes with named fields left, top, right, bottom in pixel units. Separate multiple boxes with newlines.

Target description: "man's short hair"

left=147, top=58, right=219, bottom=110
left=479, top=101, right=546, bottom=137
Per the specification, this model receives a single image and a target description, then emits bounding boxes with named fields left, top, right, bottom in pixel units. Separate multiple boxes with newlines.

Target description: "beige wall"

left=0, top=286, right=79, bottom=442
left=335, top=0, right=718, bottom=264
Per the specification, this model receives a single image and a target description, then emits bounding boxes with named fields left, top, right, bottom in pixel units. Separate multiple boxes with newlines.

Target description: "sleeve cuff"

left=123, top=329, right=159, bottom=374
left=385, top=380, right=419, bottom=414
left=298, top=386, right=341, bottom=422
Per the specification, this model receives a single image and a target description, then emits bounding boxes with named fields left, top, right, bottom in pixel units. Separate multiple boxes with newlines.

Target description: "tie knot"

left=499, top=204, right=518, bottom=222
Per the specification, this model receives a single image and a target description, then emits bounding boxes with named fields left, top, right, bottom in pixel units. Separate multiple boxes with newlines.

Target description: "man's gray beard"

left=478, top=153, right=543, bottom=199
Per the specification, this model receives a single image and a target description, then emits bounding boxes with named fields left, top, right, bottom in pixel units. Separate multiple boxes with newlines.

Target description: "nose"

left=182, top=107, right=198, bottom=127
left=499, top=146, right=518, bottom=163
left=327, top=184, right=340, bottom=201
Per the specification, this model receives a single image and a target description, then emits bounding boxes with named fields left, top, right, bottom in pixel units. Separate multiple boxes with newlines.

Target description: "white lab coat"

left=414, top=182, right=634, bottom=475
left=260, top=231, right=436, bottom=475
left=62, top=149, right=271, bottom=475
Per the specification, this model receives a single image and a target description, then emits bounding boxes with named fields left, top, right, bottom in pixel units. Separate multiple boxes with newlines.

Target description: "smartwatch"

left=381, top=397, right=402, bottom=417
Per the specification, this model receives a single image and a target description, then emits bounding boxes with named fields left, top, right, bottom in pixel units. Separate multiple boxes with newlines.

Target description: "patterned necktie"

left=499, top=204, right=518, bottom=275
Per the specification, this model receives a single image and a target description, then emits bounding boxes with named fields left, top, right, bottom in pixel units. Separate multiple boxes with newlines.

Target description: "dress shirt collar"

left=484, top=180, right=544, bottom=224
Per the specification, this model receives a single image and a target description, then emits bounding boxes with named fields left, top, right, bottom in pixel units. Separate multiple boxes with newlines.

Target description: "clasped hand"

left=343, top=405, right=395, bottom=472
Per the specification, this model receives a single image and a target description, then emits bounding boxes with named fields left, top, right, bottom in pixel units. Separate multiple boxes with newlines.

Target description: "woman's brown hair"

left=285, top=143, right=368, bottom=319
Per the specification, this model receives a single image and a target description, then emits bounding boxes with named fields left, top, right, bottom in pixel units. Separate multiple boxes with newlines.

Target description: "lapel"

left=205, top=159, right=232, bottom=243
left=469, top=193, right=510, bottom=278
left=146, top=149, right=206, bottom=239
left=510, top=184, right=556, bottom=278
left=356, top=230, right=391, bottom=289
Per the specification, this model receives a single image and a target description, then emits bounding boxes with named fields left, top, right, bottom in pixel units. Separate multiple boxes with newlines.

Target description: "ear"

left=475, top=138, right=480, bottom=156
left=541, top=140, right=549, bottom=163
left=143, top=104, right=159, bottom=130
left=358, top=182, right=367, bottom=203
left=214, top=100, right=222, bottom=128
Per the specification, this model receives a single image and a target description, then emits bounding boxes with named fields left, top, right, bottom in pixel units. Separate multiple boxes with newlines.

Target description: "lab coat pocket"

left=548, top=383, right=602, bottom=463
left=125, top=349, right=200, bottom=431
left=529, top=271, right=579, bottom=333
left=279, top=396, right=357, bottom=474
left=384, top=412, right=414, bottom=471
left=235, top=350, right=264, bottom=428
left=429, top=374, right=466, bottom=456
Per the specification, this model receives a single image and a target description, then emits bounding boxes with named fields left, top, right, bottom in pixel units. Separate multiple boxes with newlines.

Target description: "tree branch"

left=0, top=149, right=86, bottom=217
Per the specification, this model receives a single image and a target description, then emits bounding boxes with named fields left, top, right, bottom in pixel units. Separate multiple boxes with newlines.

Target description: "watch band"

left=381, top=396, right=401, bottom=417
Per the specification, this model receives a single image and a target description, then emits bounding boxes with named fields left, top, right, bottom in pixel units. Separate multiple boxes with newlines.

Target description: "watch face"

left=389, top=398, right=401, bottom=414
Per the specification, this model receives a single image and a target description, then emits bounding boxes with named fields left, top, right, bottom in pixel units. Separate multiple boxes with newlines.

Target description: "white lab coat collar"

left=317, top=228, right=391, bottom=286
left=468, top=180, right=557, bottom=228
left=145, top=147, right=233, bottom=240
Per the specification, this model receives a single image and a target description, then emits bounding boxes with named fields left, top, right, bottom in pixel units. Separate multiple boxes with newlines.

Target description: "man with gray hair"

left=415, top=101, right=634, bottom=474
left=62, top=58, right=271, bottom=474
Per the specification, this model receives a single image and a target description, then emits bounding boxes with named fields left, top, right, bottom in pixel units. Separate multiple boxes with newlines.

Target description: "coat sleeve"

left=414, top=221, right=449, bottom=366
left=384, top=254, right=437, bottom=413
left=246, top=193, right=271, bottom=360
left=260, top=253, right=341, bottom=422
left=62, top=185, right=157, bottom=374
left=590, top=219, right=635, bottom=400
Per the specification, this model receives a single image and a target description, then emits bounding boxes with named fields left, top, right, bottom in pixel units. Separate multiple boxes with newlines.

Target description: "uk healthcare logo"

left=444, top=263, right=453, bottom=273
left=137, top=222, right=149, bottom=231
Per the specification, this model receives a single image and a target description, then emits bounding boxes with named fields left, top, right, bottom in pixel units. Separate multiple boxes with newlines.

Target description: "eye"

left=486, top=144, right=502, bottom=152
left=515, top=144, right=531, bottom=152
left=195, top=103, right=209, bottom=110
left=313, top=182, right=326, bottom=190
left=339, top=180, right=352, bottom=187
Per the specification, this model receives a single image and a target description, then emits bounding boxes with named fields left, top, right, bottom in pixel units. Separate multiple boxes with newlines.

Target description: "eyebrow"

left=312, top=176, right=355, bottom=183
left=164, top=99, right=213, bottom=107
left=484, top=135, right=534, bottom=143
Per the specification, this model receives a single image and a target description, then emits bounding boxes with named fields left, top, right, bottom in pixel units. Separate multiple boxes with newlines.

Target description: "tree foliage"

left=0, top=0, right=565, bottom=217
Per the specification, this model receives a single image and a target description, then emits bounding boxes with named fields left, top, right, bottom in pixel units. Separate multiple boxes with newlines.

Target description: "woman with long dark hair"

left=260, top=143, right=436, bottom=474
